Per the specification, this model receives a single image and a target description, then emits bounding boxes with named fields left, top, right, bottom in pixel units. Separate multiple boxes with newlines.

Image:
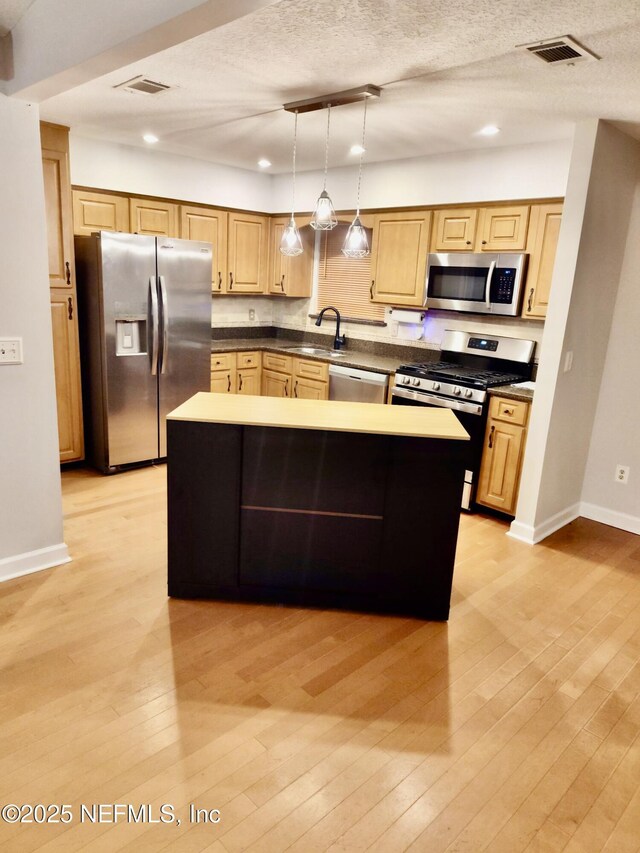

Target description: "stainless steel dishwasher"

left=328, top=364, right=389, bottom=403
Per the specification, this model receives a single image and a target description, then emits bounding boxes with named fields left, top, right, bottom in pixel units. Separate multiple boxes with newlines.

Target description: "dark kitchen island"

left=167, top=392, right=469, bottom=620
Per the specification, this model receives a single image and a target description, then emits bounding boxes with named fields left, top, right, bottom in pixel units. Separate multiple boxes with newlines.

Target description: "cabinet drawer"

left=262, top=352, right=293, bottom=373
left=295, top=358, right=329, bottom=381
left=211, top=352, right=237, bottom=371
left=237, top=350, right=260, bottom=369
left=490, top=396, right=529, bottom=426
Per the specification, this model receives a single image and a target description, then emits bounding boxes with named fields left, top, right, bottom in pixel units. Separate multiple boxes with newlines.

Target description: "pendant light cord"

left=291, top=110, right=298, bottom=219
left=322, top=104, right=331, bottom=191
left=355, top=97, right=367, bottom=215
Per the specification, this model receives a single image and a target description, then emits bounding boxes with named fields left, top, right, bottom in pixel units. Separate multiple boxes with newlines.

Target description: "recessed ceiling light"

left=258, top=158, right=272, bottom=168
left=143, top=133, right=159, bottom=144
left=478, top=125, right=501, bottom=136
left=350, top=144, right=366, bottom=155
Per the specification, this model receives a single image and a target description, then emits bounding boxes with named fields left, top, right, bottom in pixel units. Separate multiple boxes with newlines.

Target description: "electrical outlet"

left=0, top=338, right=23, bottom=364
left=249, top=309, right=256, bottom=321
left=615, top=465, right=630, bottom=484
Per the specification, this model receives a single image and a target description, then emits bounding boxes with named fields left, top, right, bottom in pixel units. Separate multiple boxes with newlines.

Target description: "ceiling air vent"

left=519, top=35, right=600, bottom=66
left=114, top=75, right=172, bottom=95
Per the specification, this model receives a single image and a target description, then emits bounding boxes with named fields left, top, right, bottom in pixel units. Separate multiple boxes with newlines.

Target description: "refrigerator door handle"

left=158, top=274, right=169, bottom=374
left=149, top=276, right=159, bottom=375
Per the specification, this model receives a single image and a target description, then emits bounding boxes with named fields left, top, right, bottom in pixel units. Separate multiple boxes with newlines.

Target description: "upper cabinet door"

left=72, top=190, right=129, bottom=236
left=180, top=205, right=228, bottom=293
left=268, top=216, right=314, bottom=297
left=477, top=205, right=530, bottom=251
left=432, top=208, right=478, bottom=251
left=129, top=198, right=178, bottom=237
left=522, top=203, right=562, bottom=319
left=41, top=146, right=74, bottom=288
left=370, top=211, right=432, bottom=306
left=227, top=211, right=268, bottom=293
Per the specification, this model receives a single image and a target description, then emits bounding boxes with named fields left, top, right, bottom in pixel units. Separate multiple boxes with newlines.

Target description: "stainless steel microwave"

left=424, top=252, right=527, bottom=316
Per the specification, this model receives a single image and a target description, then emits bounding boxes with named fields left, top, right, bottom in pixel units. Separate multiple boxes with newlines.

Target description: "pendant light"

left=310, top=104, right=337, bottom=231
left=342, top=97, right=370, bottom=258
left=280, top=110, right=304, bottom=256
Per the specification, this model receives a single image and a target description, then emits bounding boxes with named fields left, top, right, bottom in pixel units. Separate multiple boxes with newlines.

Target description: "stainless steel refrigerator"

left=75, top=231, right=212, bottom=472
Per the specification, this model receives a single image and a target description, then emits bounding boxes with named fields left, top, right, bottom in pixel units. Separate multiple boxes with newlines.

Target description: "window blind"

left=317, top=223, right=385, bottom=322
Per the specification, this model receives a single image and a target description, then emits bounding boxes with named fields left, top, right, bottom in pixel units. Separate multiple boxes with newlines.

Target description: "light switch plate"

left=0, top=338, right=23, bottom=364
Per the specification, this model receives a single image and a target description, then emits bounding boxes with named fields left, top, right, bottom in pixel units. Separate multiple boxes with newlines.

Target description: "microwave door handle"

left=485, top=260, right=496, bottom=310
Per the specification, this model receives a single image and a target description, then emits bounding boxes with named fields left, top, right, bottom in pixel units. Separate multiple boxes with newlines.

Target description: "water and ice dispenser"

left=115, top=317, right=147, bottom=356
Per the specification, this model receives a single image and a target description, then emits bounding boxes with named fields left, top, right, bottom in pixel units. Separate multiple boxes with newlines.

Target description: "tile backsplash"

left=211, top=295, right=545, bottom=359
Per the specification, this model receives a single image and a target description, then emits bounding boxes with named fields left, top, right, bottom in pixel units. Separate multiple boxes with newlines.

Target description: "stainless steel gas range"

left=391, top=330, right=535, bottom=509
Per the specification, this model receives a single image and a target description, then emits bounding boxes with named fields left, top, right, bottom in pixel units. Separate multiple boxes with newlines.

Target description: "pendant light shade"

left=343, top=97, right=370, bottom=258
left=280, top=110, right=304, bottom=257
left=281, top=215, right=303, bottom=256
left=342, top=215, right=369, bottom=258
left=311, top=105, right=338, bottom=231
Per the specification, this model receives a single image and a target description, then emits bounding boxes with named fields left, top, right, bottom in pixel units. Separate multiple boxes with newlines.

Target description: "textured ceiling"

left=39, top=0, right=640, bottom=173
left=0, top=0, right=35, bottom=36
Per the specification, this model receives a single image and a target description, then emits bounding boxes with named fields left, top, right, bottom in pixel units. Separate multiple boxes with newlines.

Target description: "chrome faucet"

left=315, top=306, right=346, bottom=350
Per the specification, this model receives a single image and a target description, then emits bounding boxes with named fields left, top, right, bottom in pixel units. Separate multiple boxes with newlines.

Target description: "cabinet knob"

left=284, top=379, right=289, bottom=397
left=294, top=380, right=298, bottom=398
left=281, top=274, right=285, bottom=291
left=67, top=297, right=73, bottom=320
left=370, top=280, right=375, bottom=299
left=481, top=240, right=487, bottom=245
left=488, top=425, right=495, bottom=448
left=65, top=261, right=71, bottom=284
left=238, top=374, right=243, bottom=392
left=218, top=272, right=222, bottom=291
left=527, top=288, right=534, bottom=312
left=229, top=272, right=234, bottom=290
left=466, top=240, right=471, bottom=245
left=227, top=374, right=231, bottom=392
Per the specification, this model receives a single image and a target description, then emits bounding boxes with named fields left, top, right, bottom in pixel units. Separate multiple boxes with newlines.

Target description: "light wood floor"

left=1, top=466, right=639, bottom=852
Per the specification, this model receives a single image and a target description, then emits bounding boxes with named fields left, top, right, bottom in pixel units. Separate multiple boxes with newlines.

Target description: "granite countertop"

left=488, top=383, right=535, bottom=403
left=211, top=336, right=418, bottom=375
left=169, top=392, right=469, bottom=441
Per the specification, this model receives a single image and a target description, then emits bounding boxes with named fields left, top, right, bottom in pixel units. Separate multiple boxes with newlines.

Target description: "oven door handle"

left=391, top=387, right=483, bottom=415
left=484, top=260, right=496, bottom=310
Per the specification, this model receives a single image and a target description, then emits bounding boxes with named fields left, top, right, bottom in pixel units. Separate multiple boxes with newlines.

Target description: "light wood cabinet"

left=41, top=128, right=75, bottom=289
left=432, top=208, right=479, bottom=251
left=130, top=197, right=178, bottom=237
left=370, top=210, right=432, bottom=306
left=522, top=203, right=562, bottom=319
left=477, top=205, right=530, bottom=251
left=210, top=352, right=236, bottom=394
left=180, top=205, right=228, bottom=293
left=227, top=211, right=269, bottom=293
left=50, top=290, right=84, bottom=462
left=236, top=351, right=261, bottom=394
left=476, top=396, right=530, bottom=515
left=268, top=217, right=314, bottom=296
left=72, top=190, right=129, bottom=236
left=293, top=357, right=328, bottom=399
left=40, top=122, right=84, bottom=462
left=432, top=205, right=529, bottom=252
left=262, top=368, right=292, bottom=398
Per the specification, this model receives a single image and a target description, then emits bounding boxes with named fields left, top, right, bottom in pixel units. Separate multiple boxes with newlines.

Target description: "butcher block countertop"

left=168, top=392, right=470, bottom=441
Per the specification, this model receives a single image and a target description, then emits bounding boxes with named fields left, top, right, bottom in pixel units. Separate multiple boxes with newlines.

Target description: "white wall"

left=0, top=95, right=68, bottom=580
left=581, top=181, right=640, bottom=533
left=511, top=121, right=640, bottom=543
left=271, top=139, right=572, bottom=213
left=70, top=135, right=273, bottom=212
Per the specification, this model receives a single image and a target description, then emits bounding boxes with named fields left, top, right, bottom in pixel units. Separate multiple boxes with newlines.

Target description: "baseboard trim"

left=508, top=503, right=581, bottom=545
left=580, top=502, right=640, bottom=536
left=0, top=543, right=71, bottom=583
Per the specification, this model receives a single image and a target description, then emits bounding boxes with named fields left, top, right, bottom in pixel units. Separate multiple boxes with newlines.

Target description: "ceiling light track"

left=283, top=84, right=381, bottom=114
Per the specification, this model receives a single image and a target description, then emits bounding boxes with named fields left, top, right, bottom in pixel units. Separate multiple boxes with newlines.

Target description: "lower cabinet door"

left=476, top=419, right=525, bottom=514
left=261, top=369, right=291, bottom=398
left=210, top=369, right=235, bottom=393
left=293, top=376, right=328, bottom=400
left=237, top=368, right=260, bottom=395
left=50, top=290, right=84, bottom=461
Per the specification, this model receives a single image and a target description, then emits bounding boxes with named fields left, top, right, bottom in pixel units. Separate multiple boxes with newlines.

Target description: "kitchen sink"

left=284, top=346, right=346, bottom=358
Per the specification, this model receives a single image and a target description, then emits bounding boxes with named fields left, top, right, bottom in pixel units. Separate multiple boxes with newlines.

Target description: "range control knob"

left=432, top=382, right=441, bottom=391
left=401, top=376, right=411, bottom=385
left=411, top=378, right=420, bottom=387
left=453, top=387, right=462, bottom=396
left=464, top=389, right=473, bottom=398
